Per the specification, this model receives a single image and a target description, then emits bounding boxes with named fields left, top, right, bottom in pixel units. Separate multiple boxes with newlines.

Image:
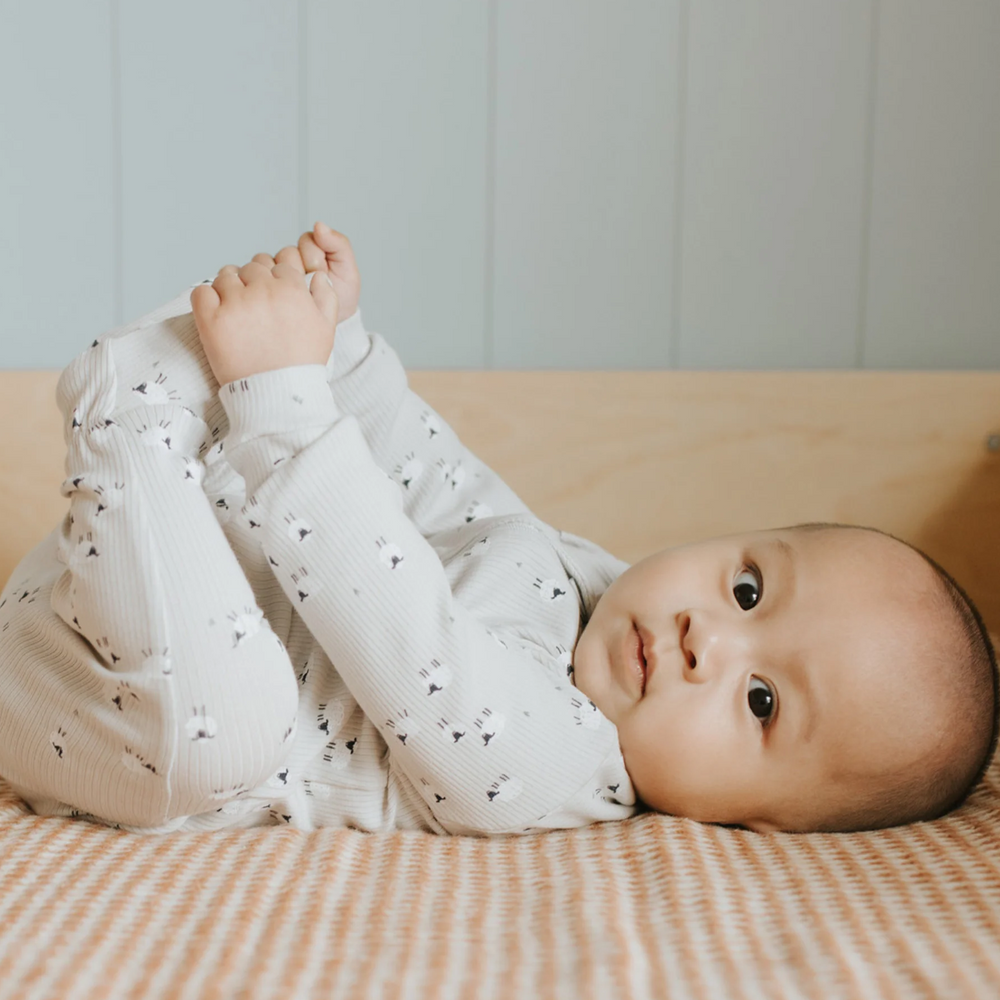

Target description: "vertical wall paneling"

left=678, top=1, right=873, bottom=368
left=0, top=1, right=117, bottom=369
left=668, top=0, right=690, bottom=369
left=304, top=1, right=490, bottom=370
left=485, top=0, right=499, bottom=371
left=492, top=1, right=679, bottom=370
left=863, top=0, right=1000, bottom=369
left=118, top=1, right=300, bottom=325
left=298, top=0, right=309, bottom=247
left=2, top=2, right=999, bottom=372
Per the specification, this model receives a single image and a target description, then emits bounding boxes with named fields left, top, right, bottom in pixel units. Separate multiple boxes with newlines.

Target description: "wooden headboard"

left=3, top=370, right=1000, bottom=632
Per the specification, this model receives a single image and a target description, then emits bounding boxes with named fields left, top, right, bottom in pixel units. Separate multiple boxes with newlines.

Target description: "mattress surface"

left=0, top=759, right=997, bottom=1000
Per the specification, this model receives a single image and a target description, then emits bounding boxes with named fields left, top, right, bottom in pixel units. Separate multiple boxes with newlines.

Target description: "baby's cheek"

left=617, top=702, right=686, bottom=801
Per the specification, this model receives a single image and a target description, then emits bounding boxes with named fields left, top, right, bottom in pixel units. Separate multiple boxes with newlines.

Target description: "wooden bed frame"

left=3, top=369, right=999, bottom=631
left=1, top=366, right=1000, bottom=999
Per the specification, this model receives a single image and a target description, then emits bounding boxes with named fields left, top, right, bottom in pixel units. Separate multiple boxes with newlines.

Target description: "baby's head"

left=572, top=523, right=999, bottom=833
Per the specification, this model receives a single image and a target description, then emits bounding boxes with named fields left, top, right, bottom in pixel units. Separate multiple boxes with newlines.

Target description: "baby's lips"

left=637, top=623, right=657, bottom=680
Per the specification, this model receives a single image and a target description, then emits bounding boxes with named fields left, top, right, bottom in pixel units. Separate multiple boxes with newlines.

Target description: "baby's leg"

left=0, top=332, right=299, bottom=831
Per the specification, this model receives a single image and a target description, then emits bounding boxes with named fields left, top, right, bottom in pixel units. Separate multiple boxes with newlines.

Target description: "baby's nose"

left=682, top=611, right=750, bottom=680
left=678, top=612, right=697, bottom=670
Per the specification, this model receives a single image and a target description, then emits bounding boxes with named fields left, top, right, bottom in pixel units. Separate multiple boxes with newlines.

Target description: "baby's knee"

left=0, top=588, right=300, bottom=827
left=164, top=639, right=300, bottom=820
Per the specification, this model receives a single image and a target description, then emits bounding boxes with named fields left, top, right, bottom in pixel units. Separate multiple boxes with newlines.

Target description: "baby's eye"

left=733, top=565, right=762, bottom=610
left=748, top=676, right=776, bottom=727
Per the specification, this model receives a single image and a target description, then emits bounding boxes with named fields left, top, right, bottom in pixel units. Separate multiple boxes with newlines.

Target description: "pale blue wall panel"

left=678, top=0, right=872, bottom=368
left=863, top=0, right=1000, bottom=369
left=304, top=1, right=489, bottom=369
left=3, top=2, right=1000, bottom=373
left=492, top=0, right=678, bottom=370
left=0, top=1, right=116, bottom=369
left=118, top=0, right=300, bottom=326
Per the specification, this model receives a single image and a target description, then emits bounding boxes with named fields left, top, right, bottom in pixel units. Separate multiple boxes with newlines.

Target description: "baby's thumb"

left=313, top=220, right=343, bottom=251
left=310, top=270, right=340, bottom=327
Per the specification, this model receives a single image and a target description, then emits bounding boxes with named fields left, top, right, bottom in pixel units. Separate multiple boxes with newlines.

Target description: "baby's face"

left=571, top=526, right=955, bottom=831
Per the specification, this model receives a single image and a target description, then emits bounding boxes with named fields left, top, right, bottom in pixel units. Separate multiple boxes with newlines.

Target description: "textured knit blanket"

left=0, top=755, right=998, bottom=1000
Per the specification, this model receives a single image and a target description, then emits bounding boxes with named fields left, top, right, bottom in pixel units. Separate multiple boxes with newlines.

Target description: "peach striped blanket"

left=1, top=760, right=999, bottom=1000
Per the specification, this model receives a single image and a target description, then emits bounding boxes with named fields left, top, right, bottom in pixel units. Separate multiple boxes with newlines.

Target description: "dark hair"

left=787, top=522, right=999, bottom=831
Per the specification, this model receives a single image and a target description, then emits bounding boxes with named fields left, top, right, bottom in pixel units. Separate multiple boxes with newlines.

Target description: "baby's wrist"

left=219, top=365, right=339, bottom=450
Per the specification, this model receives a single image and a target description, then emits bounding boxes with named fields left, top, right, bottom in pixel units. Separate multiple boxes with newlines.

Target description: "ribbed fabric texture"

left=0, top=282, right=637, bottom=836
left=0, top=765, right=998, bottom=999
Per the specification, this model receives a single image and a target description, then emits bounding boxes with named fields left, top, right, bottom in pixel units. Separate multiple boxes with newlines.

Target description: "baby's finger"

left=274, top=245, right=306, bottom=274
left=190, top=282, right=220, bottom=320
left=297, top=232, right=327, bottom=272
left=252, top=252, right=276, bottom=269
left=309, top=269, right=339, bottom=327
left=212, top=266, right=244, bottom=300
left=312, top=221, right=351, bottom=254
left=238, top=260, right=272, bottom=284
left=271, top=260, right=307, bottom=285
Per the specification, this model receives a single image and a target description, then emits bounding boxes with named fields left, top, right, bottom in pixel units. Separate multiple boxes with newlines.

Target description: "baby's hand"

left=190, top=258, right=339, bottom=386
left=261, top=221, right=360, bottom=323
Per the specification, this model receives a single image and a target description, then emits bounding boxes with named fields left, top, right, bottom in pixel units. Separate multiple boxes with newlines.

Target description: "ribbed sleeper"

left=0, top=280, right=637, bottom=835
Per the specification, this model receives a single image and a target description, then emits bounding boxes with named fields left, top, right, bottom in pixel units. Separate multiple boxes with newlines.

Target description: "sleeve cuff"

left=328, top=307, right=369, bottom=376
left=218, top=364, right=340, bottom=449
left=336, top=306, right=363, bottom=338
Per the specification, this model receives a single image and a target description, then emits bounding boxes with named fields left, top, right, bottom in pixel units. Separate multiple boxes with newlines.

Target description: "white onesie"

left=0, top=280, right=638, bottom=835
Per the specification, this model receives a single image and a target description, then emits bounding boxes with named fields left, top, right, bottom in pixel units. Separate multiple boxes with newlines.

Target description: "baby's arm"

left=254, top=227, right=535, bottom=535
left=219, top=375, right=624, bottom=833
left=194, top=263, right=626, bottom=831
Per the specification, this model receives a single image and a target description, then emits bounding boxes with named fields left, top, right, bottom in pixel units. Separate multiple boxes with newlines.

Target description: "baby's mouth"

left=632, top=621, right=648, bottom=695
left=636, top=623, right=656, bottom=688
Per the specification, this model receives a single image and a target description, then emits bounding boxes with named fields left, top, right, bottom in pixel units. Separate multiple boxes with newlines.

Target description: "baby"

left=0, top=222, right=996, bottom=836
left=575, top=522, right=999, bottom=833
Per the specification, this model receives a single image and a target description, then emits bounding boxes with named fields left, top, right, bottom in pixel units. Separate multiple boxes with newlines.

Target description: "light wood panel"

left=3, top=370, right=999, bottom=631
